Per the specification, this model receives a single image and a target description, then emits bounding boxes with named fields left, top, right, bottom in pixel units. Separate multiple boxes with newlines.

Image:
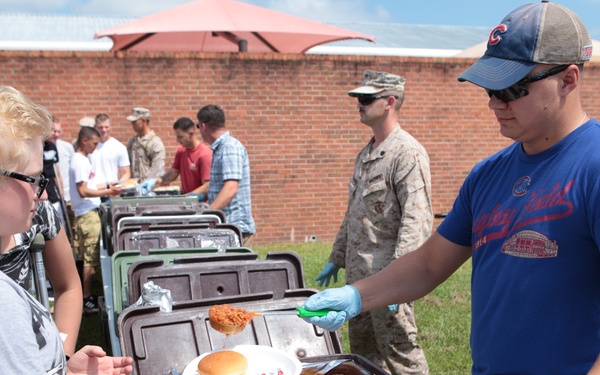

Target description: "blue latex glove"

left=140, top=178, right=157, bottom=193
left=315, top=262, right=340, bottom=287
left=186, top=192, right=206, bottom=202
left=302, top=285, right=362, bottom=331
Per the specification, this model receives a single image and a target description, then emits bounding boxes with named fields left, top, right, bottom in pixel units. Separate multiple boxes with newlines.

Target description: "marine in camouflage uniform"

left=326, top=70, right=433, bottom=374
left=125, top=107, right=166, bottom=180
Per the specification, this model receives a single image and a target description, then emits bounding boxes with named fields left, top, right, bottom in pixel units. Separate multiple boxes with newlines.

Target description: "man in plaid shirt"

left=196, top=104, right=255, bottom=246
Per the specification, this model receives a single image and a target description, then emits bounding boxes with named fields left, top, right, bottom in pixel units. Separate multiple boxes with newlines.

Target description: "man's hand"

left=315, top=262, right=341, bottom=287
left=301, top=285, right=362, bottom=331
left=66, top=345, right=133, bottom=375
left=140, top=178, right=157, bottom=193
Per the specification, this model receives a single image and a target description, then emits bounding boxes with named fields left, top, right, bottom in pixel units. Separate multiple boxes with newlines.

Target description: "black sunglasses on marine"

left=357, top=95, right=399, bottom=106
left=485, top=64, right=570, bottom=103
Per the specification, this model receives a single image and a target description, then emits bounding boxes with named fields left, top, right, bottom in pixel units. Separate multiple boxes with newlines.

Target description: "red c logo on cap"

left=489, top=24, right=508, bottom=45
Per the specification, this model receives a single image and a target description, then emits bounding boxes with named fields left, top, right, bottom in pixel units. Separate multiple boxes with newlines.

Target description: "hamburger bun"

left=118, top=178, right=138, bottom=188
left=197, top=350, right=248, bottom=375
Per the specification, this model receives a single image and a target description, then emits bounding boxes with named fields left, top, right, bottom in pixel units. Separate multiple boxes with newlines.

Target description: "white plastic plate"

left=182, top=345, right=302, bottom=375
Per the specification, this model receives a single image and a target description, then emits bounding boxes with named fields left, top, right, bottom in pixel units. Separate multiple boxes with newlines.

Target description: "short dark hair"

left=77, top=126, right=100, bottom=143
left=173, top=117, right=195, bottom=132
left=196, top=104, right=225, bottom=131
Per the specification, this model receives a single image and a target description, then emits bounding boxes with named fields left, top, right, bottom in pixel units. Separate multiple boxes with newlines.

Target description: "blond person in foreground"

left=303, top=1, right=599, bottom=374
left=0, top=85, right=132, bottom=374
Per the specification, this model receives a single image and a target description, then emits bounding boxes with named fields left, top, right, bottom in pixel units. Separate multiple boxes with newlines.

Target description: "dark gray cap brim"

left=458, top=55, right=537, bottom=90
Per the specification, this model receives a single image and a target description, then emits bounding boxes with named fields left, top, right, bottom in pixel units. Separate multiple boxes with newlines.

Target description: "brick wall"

left=2, top=51, right=598, bottom=244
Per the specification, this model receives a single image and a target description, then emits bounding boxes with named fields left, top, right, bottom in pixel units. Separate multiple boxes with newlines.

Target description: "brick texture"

left=2, top=51, right=598, bottom=245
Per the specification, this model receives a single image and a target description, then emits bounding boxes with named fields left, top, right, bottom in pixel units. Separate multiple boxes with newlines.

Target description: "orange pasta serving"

left=208, top=304, right=257, bottom=335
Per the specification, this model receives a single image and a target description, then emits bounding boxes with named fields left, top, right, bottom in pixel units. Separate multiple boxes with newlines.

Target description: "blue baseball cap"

left=459, top=1, right=593, bottom=90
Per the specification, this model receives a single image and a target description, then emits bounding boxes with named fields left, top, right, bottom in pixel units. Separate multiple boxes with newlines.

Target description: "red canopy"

left=94, top=0, right=375, bottom=53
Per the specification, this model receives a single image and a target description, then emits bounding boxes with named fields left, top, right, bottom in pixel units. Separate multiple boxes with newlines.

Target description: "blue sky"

left=2, top=0, right=599, bottom=39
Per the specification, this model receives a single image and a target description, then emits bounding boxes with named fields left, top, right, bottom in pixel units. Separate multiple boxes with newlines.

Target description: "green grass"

left=77, top=242, right=472, bottom=374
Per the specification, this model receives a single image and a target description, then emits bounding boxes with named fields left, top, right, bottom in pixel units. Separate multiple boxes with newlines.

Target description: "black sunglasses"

left=0, top=169, right=49, bottom=198
left=485, top=65, right=570, bottom=103
left=357, top=95, right=398, bottom=106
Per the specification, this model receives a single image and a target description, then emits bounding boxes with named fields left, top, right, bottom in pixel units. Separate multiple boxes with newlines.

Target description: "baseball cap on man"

left=458, top=0, right=593, bottom=90
left=79, top=116, right=95, bottom=127
left=348, top=70, right=406, bottom=97
left=126, top=107, right=150, bottom=122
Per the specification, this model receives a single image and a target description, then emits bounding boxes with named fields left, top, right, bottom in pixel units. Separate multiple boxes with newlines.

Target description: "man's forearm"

left=210, top=181, right=238, bottom=210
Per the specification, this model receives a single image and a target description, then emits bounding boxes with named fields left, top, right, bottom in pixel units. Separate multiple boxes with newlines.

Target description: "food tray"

left=101, top=196, right=221, bottom=254
left=300, top=354, right=389, bottom=375
left=115, top=224, right=241, bottom=254
left=127, top=251, right=305, bottom=305
left=111, top=248, right=254, bottom=315
left=110, top=213, right=226, bottom=254
left=118, top=290, right=343, bottom=375
left=115, top=214, right=224, bottom=232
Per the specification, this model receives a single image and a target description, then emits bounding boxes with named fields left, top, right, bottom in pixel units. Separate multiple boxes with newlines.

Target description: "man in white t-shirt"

left=70, top=126, right=122, bottom=313
left=89, top=113, right=131, bottom=193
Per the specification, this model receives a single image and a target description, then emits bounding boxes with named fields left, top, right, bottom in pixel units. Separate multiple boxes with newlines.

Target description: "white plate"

left=118, top=184, right=139, bottom=191
left=116, top=178, right=140, bottom=190
left=182, top=345, right=302, bottom=375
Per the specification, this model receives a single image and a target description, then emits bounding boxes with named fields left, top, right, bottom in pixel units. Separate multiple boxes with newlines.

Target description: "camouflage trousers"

left=73, top=209, right=101, bottom=268
left=349, top=302, right=429, bottom=375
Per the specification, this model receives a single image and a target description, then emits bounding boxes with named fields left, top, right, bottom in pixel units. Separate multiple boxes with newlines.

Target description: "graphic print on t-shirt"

left=473, top=178, right=574, bottom=258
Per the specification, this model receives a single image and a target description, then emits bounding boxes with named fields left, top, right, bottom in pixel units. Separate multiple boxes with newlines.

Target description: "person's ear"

left=560, top=64, right=580, bottom=97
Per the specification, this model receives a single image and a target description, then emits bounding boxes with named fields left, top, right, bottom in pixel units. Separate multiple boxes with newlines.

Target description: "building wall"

left=2, top=51, right=598, bottom=244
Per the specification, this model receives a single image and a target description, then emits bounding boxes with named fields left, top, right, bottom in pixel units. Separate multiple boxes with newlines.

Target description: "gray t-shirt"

left=0, top=271, right=66, bottom=374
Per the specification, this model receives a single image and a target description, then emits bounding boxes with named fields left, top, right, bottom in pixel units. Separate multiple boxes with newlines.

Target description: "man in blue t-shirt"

left=301, top=2, right=600, bottom=374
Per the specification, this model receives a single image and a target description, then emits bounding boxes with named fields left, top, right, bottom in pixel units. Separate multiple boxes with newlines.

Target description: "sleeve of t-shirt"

left=220, top=143, right=244, bottom=181
left=437, top=168, right=477, bottom=247
left=35, top=201, right=61, bottom=241
left=117, top=142, right=131, bottom=168
left=72, top=155, right=92, bottom=184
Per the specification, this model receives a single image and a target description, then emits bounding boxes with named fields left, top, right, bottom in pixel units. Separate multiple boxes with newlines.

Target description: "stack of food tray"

left=98, top=195, right=244, bottom=354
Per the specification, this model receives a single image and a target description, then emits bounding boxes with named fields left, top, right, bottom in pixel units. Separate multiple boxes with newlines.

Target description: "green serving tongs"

left=257, top=307, right=333, bottom=318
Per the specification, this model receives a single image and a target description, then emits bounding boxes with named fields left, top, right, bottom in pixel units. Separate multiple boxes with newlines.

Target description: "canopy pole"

left=120, top=33, right=156, bottom=50
left=213, top=32, right=249, bottom=52
left=238, top=39, right=248, bottom=52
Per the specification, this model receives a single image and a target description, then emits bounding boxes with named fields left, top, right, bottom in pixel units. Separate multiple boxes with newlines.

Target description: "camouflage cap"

left=126, top=107, right=151, bottom=122
left=79, top=116, right=95, bottom=127
left=348, top=70, right=406, bottom=97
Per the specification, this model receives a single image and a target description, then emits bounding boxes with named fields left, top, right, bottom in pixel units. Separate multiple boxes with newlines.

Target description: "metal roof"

left=0, top=13, right=490, bottom=56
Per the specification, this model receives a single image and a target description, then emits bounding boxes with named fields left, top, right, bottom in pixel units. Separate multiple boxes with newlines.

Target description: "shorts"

left=73, top=209, right=101, bottom=268
left=242, top=233, right=254, bottom=248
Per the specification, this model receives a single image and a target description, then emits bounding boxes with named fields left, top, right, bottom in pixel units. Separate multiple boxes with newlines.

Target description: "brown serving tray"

left=127, top=251, right=305, bottom=305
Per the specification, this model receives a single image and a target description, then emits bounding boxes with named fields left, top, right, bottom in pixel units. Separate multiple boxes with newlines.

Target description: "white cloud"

left=260, top=0, right=388, bottom=23
left=71, top=0, right=190, bottom=16
left=0, top=0, right=71, bottom=13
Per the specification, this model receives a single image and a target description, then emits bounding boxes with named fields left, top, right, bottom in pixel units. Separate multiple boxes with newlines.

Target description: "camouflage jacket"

left=330, top=125, right=433, bottom=284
